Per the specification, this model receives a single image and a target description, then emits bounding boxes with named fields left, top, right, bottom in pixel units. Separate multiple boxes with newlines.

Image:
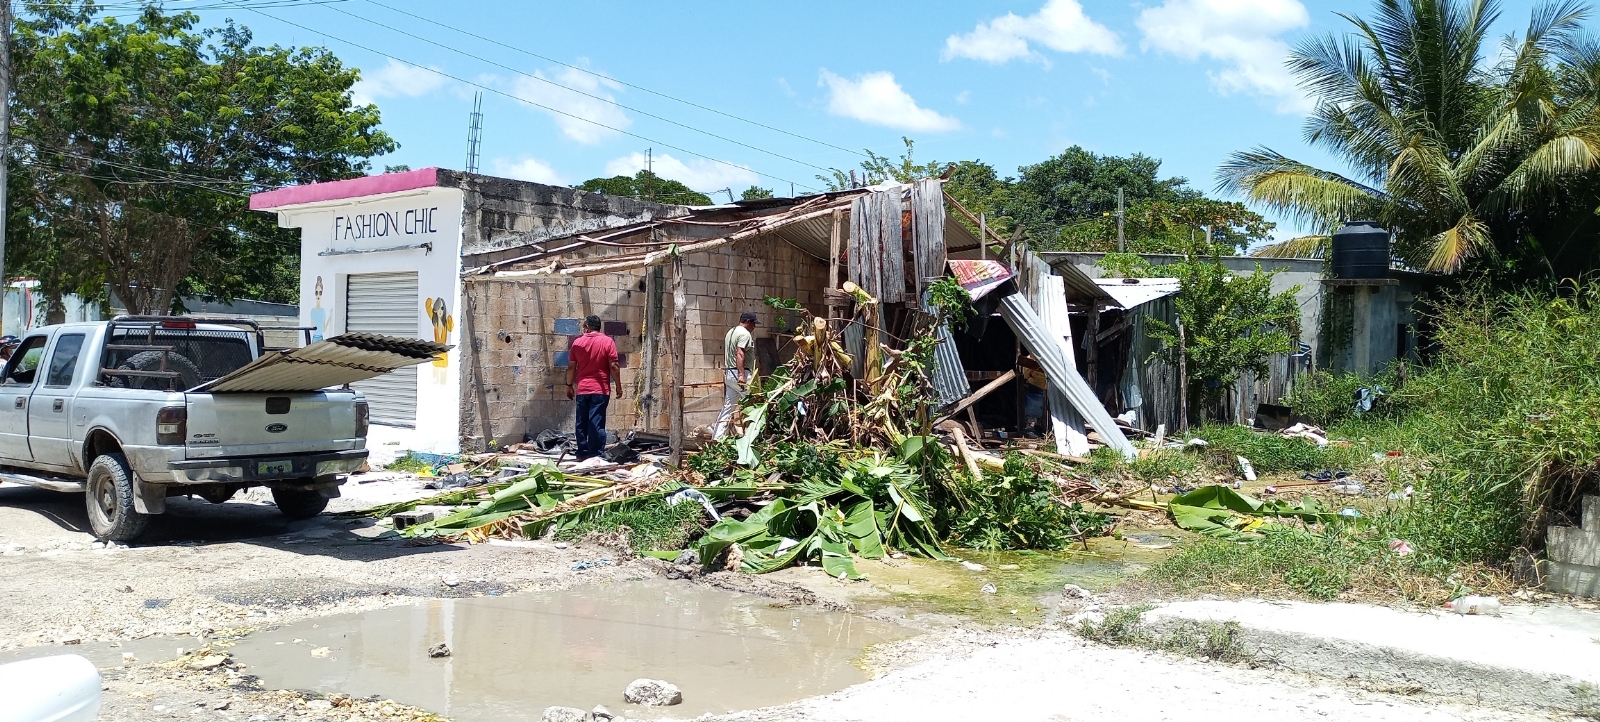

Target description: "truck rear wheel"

left=86, top=453, right=150, bottom=542
left=271, top=488, right=328, bottom=519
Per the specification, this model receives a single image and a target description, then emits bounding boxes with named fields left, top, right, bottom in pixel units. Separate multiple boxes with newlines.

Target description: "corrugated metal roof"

left=193, top=333, right=449, bottom=393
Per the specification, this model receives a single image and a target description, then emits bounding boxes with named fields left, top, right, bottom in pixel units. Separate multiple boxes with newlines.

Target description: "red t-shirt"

left=569, top=331, right=618, bottom=395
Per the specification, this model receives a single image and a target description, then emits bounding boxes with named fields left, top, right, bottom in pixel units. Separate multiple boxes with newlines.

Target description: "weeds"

left=385, top=453, right=430, bottom=474
left=1077, top=604, right=1254, bottom=664
left=1283, top=366, right=1403, bottom=427
left=1077, top=604, right=1153, bottom=645
left=554, top=500, right=704, bottom=551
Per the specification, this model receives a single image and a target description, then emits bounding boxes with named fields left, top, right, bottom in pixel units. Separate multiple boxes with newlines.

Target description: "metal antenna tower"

left=464, top=91, right=484, bottom=174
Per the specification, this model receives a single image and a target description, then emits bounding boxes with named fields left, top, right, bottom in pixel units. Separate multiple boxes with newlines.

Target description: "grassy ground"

left=1114, top=284, right=1600, bottom=605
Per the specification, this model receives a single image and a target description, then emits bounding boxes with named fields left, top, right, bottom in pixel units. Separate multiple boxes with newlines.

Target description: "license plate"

left=257, top=460, right=293, bottom=475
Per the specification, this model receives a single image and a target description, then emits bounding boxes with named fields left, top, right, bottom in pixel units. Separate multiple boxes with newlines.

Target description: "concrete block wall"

left=1545, top=495, right=1600, bottom=597
left=460, top=234, right=829, bottom=448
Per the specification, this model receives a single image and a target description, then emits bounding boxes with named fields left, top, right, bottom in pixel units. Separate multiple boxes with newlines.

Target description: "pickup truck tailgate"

left=183, top=392, right=362, bottom=458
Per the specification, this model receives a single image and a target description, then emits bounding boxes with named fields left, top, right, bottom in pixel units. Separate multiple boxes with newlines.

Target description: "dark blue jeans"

left=574, top=394, right=610, bottom=460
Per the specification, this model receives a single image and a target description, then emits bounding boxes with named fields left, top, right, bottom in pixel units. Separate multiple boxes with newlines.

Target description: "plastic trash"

left=666, top=488, right=722, bottom=521
left=1332, top=482, right=1366, bottom=495
left=0, top=655, right=102, bottom=722
left=1447, top=595, right=1501, bottom=616
left=1237, top=456, right=1257, bottom=482
left=1338, top=507, right=1363, bottom=518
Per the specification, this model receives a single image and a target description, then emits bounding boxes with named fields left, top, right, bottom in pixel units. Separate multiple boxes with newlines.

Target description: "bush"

left=1283, top=366, right=1402, bottom=427
left=945, top=453, right=1112, bottom=550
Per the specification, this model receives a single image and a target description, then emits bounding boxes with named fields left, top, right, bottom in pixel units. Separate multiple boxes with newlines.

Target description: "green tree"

left=1221, top=0, right=1600, bottom=279
left=740, top=185, right=774, bottom=200
left=10, top=3, right=394, bottom=313
left=575, top=169, right=712, bottom=205
left=1147, top=251, right=1302, bottom=420
left=816, top=137, right=944, bottom=190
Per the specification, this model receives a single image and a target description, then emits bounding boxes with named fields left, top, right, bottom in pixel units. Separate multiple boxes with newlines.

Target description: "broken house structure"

left=249, top=168, right=1140, bottom=458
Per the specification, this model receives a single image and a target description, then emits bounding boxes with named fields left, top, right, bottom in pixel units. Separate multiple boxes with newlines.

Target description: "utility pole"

left=645, top=147, right=653, bottom=202
left=1116, top=187, right=1125, bottom=253
left=464, top=91, right=484, bottom=174
left=0, top=0, right=12, bottom=333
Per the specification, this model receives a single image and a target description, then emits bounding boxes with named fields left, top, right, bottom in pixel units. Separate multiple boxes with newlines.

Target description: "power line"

left=317, top=2, right=836, bottom=175
left=222, top=1, right=820, bottom=192
left=358, top=0, right=866, bottom=160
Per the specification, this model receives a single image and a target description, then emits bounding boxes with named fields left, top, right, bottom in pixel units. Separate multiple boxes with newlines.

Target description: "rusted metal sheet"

left=193, top=333, right=449, bottom=393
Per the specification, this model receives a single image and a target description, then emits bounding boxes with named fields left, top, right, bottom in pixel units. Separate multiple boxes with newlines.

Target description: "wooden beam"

left=668, top=253, right=688, bottom=466
left=637, top=262, right=664, bottom=432
left=1095, top=318, right=1130, bottom=343
left=826, top=208, right=843, bottom=321
left=935, top=369, right=1016, bottom=424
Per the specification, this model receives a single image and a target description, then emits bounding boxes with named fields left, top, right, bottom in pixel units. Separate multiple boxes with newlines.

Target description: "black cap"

left=740, top=311, right=759, bottom=324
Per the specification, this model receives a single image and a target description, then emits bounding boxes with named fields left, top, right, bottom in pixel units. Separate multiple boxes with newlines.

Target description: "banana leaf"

left=1168, top=485, right=1338, bottom=539
left=735, top=404, right=768, bottom=467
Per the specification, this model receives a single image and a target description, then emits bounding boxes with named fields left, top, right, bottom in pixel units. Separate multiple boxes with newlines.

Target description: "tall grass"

left=1151, top=282, right=1600, bottom=601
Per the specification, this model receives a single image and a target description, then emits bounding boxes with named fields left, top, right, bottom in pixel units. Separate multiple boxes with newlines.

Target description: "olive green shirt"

left=724, top=325, right=755, bottom=373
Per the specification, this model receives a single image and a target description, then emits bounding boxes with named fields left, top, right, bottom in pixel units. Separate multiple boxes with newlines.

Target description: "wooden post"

left=668, top=253, right=688, bottom=466
left=638, top=264, right=664, bottom=431
left=1177, top=317, right=1189, bottom=433
left=1086, top=303, right=1101, bottom=392
left=826, top=208, right=842, bottom=322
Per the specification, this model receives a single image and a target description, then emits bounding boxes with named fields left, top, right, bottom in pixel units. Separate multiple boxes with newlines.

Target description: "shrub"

left=945, top=453, right=1112, bottom=550
left=1283, top=365, right=1403, bottom=427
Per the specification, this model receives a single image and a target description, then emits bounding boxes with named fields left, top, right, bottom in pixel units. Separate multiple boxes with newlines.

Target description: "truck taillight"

left=156, top=406, right=186, bottom=445
left=354, top=401, right=369, bottom=438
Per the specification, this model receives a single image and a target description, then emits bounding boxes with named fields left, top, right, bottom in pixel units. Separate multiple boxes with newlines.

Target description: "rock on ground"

left=542, top=705, right=588, bottom=722
left=623, top=678, right=683, bottom=706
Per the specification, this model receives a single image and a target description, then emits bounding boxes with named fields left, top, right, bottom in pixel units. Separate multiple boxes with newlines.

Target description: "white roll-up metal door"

left=345, top=272, right=420, bottom=427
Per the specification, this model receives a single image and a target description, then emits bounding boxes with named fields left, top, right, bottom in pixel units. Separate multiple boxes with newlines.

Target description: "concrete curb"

left=1146, top=599, right=1600, bottom=714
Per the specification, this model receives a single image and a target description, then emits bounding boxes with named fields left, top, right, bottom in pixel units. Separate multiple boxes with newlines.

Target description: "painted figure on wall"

left=309, top=276, right=327, bottom=342
left=424, top=297, right=453, bottom=367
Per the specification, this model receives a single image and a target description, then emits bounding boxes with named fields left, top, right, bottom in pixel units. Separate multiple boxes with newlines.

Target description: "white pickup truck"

left=0, top=316, right=445, bottom=541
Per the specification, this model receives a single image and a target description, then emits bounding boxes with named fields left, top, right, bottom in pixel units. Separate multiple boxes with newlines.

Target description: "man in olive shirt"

left=714, top=311, right=758, bottom=439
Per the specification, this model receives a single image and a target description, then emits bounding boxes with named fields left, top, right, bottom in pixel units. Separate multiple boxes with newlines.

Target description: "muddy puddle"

left=229, top=579, right=910, bottom=720
left=776, top=535, right=1174, bottom=625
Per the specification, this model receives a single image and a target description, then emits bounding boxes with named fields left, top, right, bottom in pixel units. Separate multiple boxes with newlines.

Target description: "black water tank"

left=1331, top=220, right=1390, bottom=279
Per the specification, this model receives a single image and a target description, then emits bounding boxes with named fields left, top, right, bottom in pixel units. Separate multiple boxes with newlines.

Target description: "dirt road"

left=0, top=478, right=1567, bottom=722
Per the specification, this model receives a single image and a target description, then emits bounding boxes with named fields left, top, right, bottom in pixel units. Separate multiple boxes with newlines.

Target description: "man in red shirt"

left=565, top=315, right=622, bottom=460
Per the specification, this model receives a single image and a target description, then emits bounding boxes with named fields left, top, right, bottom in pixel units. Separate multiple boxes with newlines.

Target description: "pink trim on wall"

left=249, top=167, right=441, bottom=210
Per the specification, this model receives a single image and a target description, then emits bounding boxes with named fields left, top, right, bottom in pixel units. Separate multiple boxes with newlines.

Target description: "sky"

left=178, top=0, right=1550, bottom=240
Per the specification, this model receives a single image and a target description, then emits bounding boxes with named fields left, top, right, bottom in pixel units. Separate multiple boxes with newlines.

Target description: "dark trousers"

left=573, top=393, right=610, bottom=460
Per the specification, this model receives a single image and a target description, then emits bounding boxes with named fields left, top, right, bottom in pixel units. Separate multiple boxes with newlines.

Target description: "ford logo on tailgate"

left=265, top=423, right=288, bottom=434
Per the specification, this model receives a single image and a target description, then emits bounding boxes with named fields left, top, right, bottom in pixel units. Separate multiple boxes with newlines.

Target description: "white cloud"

left=818, top=70, right=961, bottom=132
left=942, top=0, right=1122, bottom=64
left=1137, top=0, right=1313, bottom=112
left=508, top=66, right=631, bottom=145
left=489, top=157, right=565, bottom=185
left=351, top=59, right=448, bottom=106
left=603, top=152, right=758, bottom=195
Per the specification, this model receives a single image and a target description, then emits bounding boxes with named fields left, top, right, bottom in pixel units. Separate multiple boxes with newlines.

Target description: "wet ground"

left=228, top=579, right=909, bottom=720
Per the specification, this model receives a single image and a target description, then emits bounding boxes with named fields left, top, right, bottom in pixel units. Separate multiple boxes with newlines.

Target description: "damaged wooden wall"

left=458, top=235, right=829, bottom=449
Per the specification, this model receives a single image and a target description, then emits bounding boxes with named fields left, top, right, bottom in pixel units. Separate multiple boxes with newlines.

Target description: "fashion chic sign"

left=331, top=206, right=441, bottom=241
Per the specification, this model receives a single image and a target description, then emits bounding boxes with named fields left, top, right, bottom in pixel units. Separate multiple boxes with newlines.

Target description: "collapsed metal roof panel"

left=192, top=333, right=450, bottom=393
left=1095, top=277, right=1181, bottom=309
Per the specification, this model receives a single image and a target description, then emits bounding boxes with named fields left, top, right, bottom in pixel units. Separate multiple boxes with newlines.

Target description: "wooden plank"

left=638, top=263, right=664, bottom=432
left=934, top=369, right=1017, bottom=424
left=827, top=208, right=843, bottom=320
left=878, top=190, right=905, bottom=304
left=910, top=178, right=946, bottom=308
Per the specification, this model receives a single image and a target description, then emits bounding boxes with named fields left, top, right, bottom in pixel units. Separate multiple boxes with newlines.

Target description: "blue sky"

left=187, top=0, right=1547, bottom=240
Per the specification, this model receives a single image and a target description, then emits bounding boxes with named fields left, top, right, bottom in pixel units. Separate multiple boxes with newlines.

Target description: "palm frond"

left=1424, top=211, right=1493, bottom=272
left=1218, top=148, right=1388, bottom=231
left=1252, top=235, right=1331, bottom=259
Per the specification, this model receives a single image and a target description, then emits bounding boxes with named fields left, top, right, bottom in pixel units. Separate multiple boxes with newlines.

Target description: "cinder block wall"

left=460, top=234, right=829, bottom=449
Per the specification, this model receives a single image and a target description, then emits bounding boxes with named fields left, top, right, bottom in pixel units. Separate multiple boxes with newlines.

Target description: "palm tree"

left=1221, top=0, right=1600, bottom=277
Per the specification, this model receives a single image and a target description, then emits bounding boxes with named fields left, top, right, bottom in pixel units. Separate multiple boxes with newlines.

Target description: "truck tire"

left=117, top=351, right=204, bottom=391
left=271, top=488, right=328, bottom=519
left=86, top=453, right=151, bottom=542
